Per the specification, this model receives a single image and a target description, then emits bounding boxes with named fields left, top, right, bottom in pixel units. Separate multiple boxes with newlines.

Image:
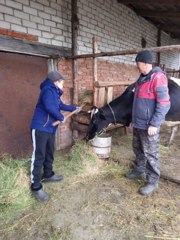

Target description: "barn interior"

left=0, top=0, right=180, bottom=157
left=0, top=0, right=180, bottom=240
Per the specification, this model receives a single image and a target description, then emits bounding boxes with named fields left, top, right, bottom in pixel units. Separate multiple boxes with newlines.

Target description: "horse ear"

left=88, top=107, right=99, bottom=119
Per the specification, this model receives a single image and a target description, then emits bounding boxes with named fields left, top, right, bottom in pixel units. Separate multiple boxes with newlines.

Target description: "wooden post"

left=71, top=0, right=79, bottom=139
left=93, top=36, right=98, bottom=106
left=71, top=0, right=78, bottom=105
left=107, top=87, right=113, bottom=103
left=157, top=28, right=161, bottom=65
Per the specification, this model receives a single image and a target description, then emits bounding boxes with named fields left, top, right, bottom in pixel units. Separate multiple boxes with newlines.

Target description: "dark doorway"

left=0, top=52, right=47, bottom=157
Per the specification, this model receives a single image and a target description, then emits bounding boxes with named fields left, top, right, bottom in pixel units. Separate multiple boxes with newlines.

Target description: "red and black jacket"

left=132, top=67, right=170, bottom=130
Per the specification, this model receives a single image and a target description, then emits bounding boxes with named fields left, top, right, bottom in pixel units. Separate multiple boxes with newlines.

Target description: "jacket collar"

left=137, top=66, right=164, bottom=84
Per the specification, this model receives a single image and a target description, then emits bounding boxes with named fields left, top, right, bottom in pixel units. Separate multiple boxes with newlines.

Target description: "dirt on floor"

left=159, top=125, right=180, bottom=184
left=111, top=125, right=180, bottom=184
left=0, top=127, right=180, bottom=240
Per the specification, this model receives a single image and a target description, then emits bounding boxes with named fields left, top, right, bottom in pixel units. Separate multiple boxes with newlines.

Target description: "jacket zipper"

left=147, top=108, right=149, bottom=124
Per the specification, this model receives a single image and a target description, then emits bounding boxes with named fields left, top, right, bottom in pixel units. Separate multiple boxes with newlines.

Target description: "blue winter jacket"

left=30, top=79, right=76, bottom=134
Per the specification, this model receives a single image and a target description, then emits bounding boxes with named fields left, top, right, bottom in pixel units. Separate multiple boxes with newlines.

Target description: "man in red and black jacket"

left=126, top=50, right=170, bottom=196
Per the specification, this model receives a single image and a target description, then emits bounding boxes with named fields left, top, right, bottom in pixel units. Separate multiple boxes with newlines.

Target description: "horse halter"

left=107, top=103, right=117, bottom=125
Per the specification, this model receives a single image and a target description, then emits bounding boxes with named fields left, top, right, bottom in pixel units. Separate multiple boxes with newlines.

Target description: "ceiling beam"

left=0, top=35, right=71, bottom=58
left=117, top=0, right=180, bottom=5
left=136, top=10, right=180, bottom=19
left=161, top=25, right=180, bottom=32
left=171, top=33, right=180, bottom=39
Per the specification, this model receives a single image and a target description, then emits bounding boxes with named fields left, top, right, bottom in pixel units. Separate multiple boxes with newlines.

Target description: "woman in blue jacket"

left=30, top=70, right=80, bottom=202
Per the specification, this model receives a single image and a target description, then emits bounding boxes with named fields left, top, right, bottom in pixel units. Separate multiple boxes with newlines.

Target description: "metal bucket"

left=91, top=134, right=112, bottom=159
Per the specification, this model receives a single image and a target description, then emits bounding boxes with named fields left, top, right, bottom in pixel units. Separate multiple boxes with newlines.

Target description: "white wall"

left=78, top=0, right=157, bottom=63
left=160, top=32, right=180, bottom=69
left=77, top=0, right=180, bottom=68
left=0, top=0, right=71, bottom=48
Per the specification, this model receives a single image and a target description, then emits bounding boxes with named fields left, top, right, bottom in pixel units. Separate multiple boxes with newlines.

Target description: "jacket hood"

left=40, top=78, right=55, bottom=90
left=151, top=66, right=164, bottom=74
left=40, top=78, right=63, bottom=95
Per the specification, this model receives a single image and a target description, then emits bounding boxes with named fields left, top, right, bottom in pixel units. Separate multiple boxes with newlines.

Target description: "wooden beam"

left=71, top=122, right=88, bottom=133
left=71, top=0, right=79, bottom=105
left=72, top=114, right=90, bottom=125
left=71, top=0, right=79, bottom=139
left=136, top=10, right=180, bottom=19
left=71, top=0, right=78, bottom=57
left=162, top=25, right=180, bottom=32
left=117, top=0, right=180, bottom=5
left=171, top=33, right=180, bottom=39
left=0, top=35, right=71, bottom=58
left=107, top=87, right=113, bottom=103
left=95, top=81, right=134, bottom=87
left=70, top=44, right=180, bottom=59
left=98, top=87, right=106, bottom=107
left=157, top=28, right=161, bottom=65
left=160, top=173, right=180, bottom=184
left=93, top=36, right=98, bottom=106
left=166, top=69, right=180, bottom=73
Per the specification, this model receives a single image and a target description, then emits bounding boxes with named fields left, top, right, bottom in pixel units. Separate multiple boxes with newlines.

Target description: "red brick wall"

left=56, top=59, right=74, bottom=150
left=76, top=58, right=139, bottom=98
left=57, top=58, right=139, bottom=149
left=0, top=28, right=38, bottom=41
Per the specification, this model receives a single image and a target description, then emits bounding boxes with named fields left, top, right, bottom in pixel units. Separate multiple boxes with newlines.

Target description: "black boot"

left=139, top=183, right=158, bottom=196
left=126, top=170, right=146, bottom=180
left=31, top=188, right=49, bottom=202
left=42, top=174, right=64, bottom=183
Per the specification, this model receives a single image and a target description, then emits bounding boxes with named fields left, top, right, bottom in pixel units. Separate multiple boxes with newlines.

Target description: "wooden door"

left=0, top=52, right=47, bottom=157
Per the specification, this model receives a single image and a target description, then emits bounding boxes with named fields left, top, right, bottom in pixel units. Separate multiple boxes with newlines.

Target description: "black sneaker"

left=32, top=188, right=49, bottom=202
left=42, top=174, right=64, bottom=183
left=126, top=171, right=146, bottom=180
left=139, top=183, right=158, bottom=196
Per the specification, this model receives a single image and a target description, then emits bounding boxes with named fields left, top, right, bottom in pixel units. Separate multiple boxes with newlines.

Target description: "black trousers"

left=132, top=128, right=160, bottom=184
left=31, top=129, right=55, bottom=190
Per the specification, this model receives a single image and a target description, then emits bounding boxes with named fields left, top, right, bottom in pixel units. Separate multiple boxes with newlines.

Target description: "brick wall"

left=56, top=58, right=75, bottom=149
left=75, top=58, right=139, bottom=98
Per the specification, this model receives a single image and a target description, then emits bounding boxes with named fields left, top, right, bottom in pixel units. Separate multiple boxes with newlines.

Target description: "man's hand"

left=148, top=125, right=158, bottom=136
